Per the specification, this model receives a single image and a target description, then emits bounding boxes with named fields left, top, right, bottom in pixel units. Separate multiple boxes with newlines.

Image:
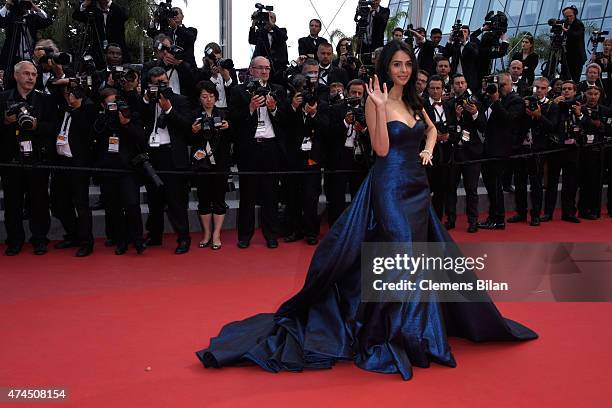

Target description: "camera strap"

left=56, top=111, right=73, bottom=157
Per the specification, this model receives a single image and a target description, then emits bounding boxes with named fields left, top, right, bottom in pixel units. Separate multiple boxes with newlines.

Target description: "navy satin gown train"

left=196, top=120, right=537, bottom=380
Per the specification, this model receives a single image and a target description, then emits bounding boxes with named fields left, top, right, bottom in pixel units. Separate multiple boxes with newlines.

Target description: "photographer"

left=282, top=61, right=329, bottom=245
left=478, top=73, right=524, bottom=230
left=423, top=75, right=460, bottom=226
left=50, top=83, right=98, bottom=257
left=507, top=77, right=559, bottom=226
left=333, top=37, right=359, bottom=81
left=95, top=44, right=124, bottom=93
left=542, top=80, right=586, bottom=223
left=416, top=69, right=429, bottom=98
left=147, top=5, right=197, bottom=70
left=72, top=0, right=128, bottom=69
left=0, top=0, right=51, bottom=76
left=448, top=73, right=486, bottom=233
left=139, top=66, right=193, bottom=254
left=577, top=86, right=611, bottom=219
left=510, top=34, right=538, bottom=86
left=190, top=81, right=231, bottom=250
left=391, top=27, right=404, bottom=42
left=197, top=42, right=237, bottom=109
left=358, top=0, right=389, bottom=55
left=32, top=40, right=67, bottom=94
left=93, top=87, right=147, bottom=255
left=561, top=5, right=587, bottom=83
left=249, top=8, right=288, bottom=82
left=411, top=27, right=437, bottom=78
left=318, top=42, right=349, bottom=93
left=141, top=35, right=196, bottom=100
left=509, top=60, right=530, bottom=96
left=326, top=79, right=370, bottom=227
left=434, top=57, right=452, bottom=97
left=298, top=19, right=329, bottom=60
left=230, top=56, right=287, bottom=249
left=0, top=61, right=58, bottom=256
left=579, top=64, right=607, bottom=103
left=443, top=23, right=479, bottom=92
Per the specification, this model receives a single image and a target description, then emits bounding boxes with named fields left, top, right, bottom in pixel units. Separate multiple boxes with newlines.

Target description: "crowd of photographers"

left=0, top=1, right=610, bottom=258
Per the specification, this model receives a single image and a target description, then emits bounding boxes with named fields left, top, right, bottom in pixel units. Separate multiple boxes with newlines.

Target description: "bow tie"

left=433, top=101, right=443, bottom=107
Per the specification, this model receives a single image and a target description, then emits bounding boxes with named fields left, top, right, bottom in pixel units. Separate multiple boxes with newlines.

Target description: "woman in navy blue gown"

left=196, top=41, right=537, bottom=380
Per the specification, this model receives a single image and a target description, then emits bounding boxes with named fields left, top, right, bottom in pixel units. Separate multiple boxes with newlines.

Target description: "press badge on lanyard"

left=108, top=134, right=120, bottom=153
left=16, top=130, right=33, bottom=154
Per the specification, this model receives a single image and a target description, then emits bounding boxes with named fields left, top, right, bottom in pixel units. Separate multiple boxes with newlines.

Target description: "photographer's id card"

left=586, top=134, right=595, bottom=144
left=108, top=136, right=120, bottom=153
left=301, top=137, right=312, bottom=152
left=19, top=140, right=33, bottom=154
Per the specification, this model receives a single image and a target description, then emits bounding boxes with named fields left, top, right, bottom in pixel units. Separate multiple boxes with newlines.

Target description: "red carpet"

left=1, top=212, right=611, bottom=407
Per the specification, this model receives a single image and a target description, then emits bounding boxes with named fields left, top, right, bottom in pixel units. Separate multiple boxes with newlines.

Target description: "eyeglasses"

left=253, top=66, right=271, bottom=71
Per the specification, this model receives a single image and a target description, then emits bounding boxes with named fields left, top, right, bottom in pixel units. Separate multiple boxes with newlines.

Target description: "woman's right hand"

left=192, top=120, right=202, bottom=134
left=366, top=75, right=388, bottom=108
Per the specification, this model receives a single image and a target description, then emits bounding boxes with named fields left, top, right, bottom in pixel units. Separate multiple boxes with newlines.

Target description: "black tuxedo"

left=249, top=25, right=289, bottom=74
left=147, top=25, right=198, bottom=69
left=446, top=95, right=486, bottom=226
left=298, top=36, right=328, bottom=59
left=318, top=64, right=349, bottom=91
left=443, top=41, right=479, bottom=92
left=415, top=40, right=436, bottom=76
left=72, top=2, right=128, bottom=68
left=281, top=99, right=329, bottom=238
left=511, top=78, right=531, bottom=97
left=0, top=88, right=58, bottom=247
left=362, top=6, right=390, bottom=52
left=139, top=93, right=193, bottom=244
left=230, top=82, right=287, bottom=242
left=481, top=91, right=525, bottom=223
left=423, top=98, right=459, bottom=222
left=50, top=100, right=99, bottom=247
left=565, top=19, right=587, bottom=82
left=0, top=8, right=52, bottom=71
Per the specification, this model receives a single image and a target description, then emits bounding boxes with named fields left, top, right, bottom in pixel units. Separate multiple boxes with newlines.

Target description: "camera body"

left=455, top=92, right=479, bottom=107
left=434, top=121, right=449, bottom=134
left=147, top=81, right=174, bottom=102
left=547, top=18, right=569, bottom=36
left=288, top=74, right=317, bottom=107
left=484, top=11, right=508, bottom=36
left=39, top=48, right=72, bottom=66
left=157, top=42, right=185, bottom=61
left=204, top=47, right=235, bottom=70
left=153, top=0, right=178, bottom=30
left=451, top=20, right=464, bottom=45
left=6, top=102, right=35, bottom=131
left=525, top=95, right=539, bottom=112
left=253, top=3, right=274, bottom=30
left=558, top=94, right=585, bottom=112
left=106, top=98, right=131, bottom=119
left=246, top=79, right=276, bottom=99
left=403, top=24, right=415, bottom=47
left=483, top=75, right=499, bottom=94
left=199, top=114, right=224, bottom=139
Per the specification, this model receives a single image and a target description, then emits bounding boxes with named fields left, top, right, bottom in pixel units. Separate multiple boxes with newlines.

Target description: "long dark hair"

left=376, top=40, right=423, bottom=112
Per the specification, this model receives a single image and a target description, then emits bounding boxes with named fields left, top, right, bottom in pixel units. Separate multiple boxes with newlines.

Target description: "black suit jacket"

left=94, top=115, right=148, bottom=170
left=72, top=2, right=128, bottom=67
left=139, top=93, right=193, bottom=169
left=281, top=99, right=330, bottom=168
left=415, top=40, right=436, bottom=76
left=229, top=83, right=287, bottom=170
left=298, top=36, right=328, bottom=59
left=54, top=99, right=98, bottom=166
left=0, top=88, right=58, bottom=163
left=368, top=6, right=390, bottom=49
left=0, top=8, right=52, bottom=70
left=483, top=92, right=525, bottom=157
left=512, top=78, right=531, bottom=97
left=450, top=95, right=486, bottom=161
left=189, top=106, right=232, bottom=171
left=327, top=103, right=371, bottom=169
left=141, top=60, right=196, bottom=100
left=443, top=41, right=479, bottom=92
left=249, top=25, right=289, bottom=73
left=147, top=25, right=198, bottom=69
left=566, top=20, right=587, bottom=65
left=423, top=98, right=459, bottom=165
left=522, top=99, right=559, bottom=151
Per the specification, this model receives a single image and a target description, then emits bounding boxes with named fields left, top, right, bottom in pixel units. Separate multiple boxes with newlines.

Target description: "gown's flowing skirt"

left=196, top=121, right=537, bottom=380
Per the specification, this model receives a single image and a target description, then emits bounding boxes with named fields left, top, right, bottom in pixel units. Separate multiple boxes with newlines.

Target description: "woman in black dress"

left=511, top=34, right=539, bottom=86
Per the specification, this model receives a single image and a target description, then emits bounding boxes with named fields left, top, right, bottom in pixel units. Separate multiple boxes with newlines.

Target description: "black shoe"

left=503, top=185, right=515, bottom=193
left=540, top=214, right=553, bottom=222
left=305, top=236, right=319, bottom=245
left=561, top=215, right=580, bottom=223
left=579, top=213, right=598, bottom=220
left=76, top=245, right=93, bottom=257
left=283, top=233, right=303, bottom=243
left=104, top=239, right=117, bottom=247
left=444, top=221, right=455, bottom=230
left=175, top=241, right=190, bottom=255
left=477, top=219, right=494, bottom=229
left=115, top=244, right=128, bottom=256
left=144, top=236, right=162, bottom=247
left=237, top=240, right=250, bottom=249
left=5, top=244, right=22, bottom=256
left=135, top=242, right=146, bottom=255
left=54, top=240, right=77, bottom=249
left=467, top=224, right=478, bottom=233
left=33, top=242, right=48, bottom=255
left=530, top=216, right=541, bottom=226
left=266, top=239, right=279, bottom=249
left=507, top=214, right=527, bottom=223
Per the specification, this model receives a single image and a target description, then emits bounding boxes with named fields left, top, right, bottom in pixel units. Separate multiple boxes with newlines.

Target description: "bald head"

left=510, top=60, right=523, bottom=81
left=249, top=56, right=271, bottom=82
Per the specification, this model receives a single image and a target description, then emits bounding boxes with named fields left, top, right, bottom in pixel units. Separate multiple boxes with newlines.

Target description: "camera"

left=434, top=121, right=449, bottom=134
left=403, top=24, right=415, bottom=46
left=547, top=18, right=569, bottom=36
left=455, top=92, right=479, bottom=107
left=246, top=79, right=276, bottom=99
left=6, top=102, right=35, bottom=131
left=153, top=0, right=178, bottom=30
left=591, top=30, right=609, bottom=45
left=39, top=48, right=72, bottom=66
left=147, top=81, right=173, bottom=102
left=354, top=0, right=375, bottom=39
left=253, top=3, right=274, bottom=30
left=558, top=94, right=585, bottom=111
left=204, top=46, right=235, bottom=70
left=451, top=20, right=464, bottom=45
left=106, top=98, right=131, bottom=119
left=484, top=11, right=508, bottom=36
left=157, top=42, right=185, bottom=61
left=132, top=153, right=164, bottom=188
left=199, top=114, right=224, bottom=138
left=525, top=95, right=539, bottom=111
left=483, top=75, right=499, bottom=94
left=10, top=0, right=33, bottom=14
left=288, top=74, right=317, bottom=107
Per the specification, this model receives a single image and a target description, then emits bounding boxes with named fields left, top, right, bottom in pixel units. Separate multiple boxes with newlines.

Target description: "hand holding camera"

left=249, top=95, right=266, bottom=114
left=525, top=99, right=542, bottom=119
left=292, top=93, right=304, bottom=110
left=265, top=95, right=277, bottom=111
left=303, top=101, right=317, bottom=116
